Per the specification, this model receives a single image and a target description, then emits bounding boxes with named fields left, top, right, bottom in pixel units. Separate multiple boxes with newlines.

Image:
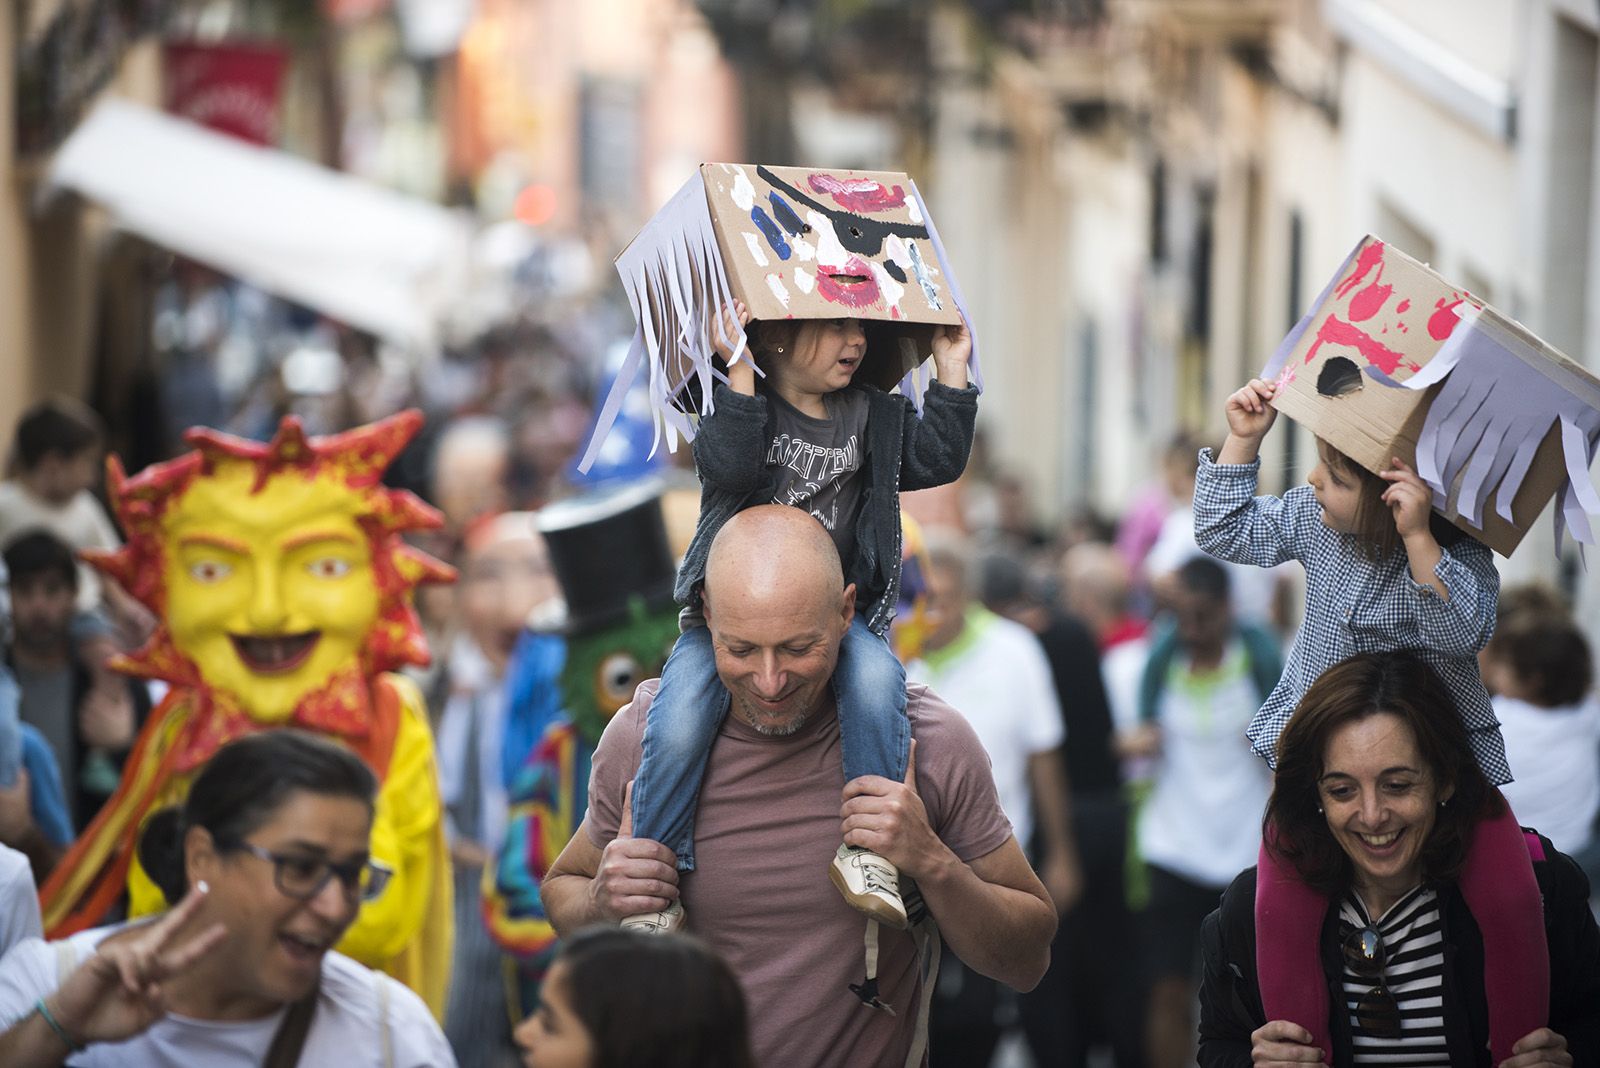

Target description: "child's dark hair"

left=1174, top=555, right=1231, bottom=603
left=745, top=319, right=802, bottom=364
left=1487, top=608, right=1593, bottom=708
left=1315, top=439, right=1466, bottom=559
left=2, top=530, right=78, bottom=591
left=1496, top=582, right=1568, bottom=625
left=13, top=397, right=104, bottom=470
left=137, top=730, right=378, bottom=905
left=553, top=926, right=755, bottom=1068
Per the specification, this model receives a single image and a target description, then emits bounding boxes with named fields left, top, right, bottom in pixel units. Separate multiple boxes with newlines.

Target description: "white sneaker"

left=829, top=844, right=909, bottom=930
left=620, top=899, right=685, bottom=934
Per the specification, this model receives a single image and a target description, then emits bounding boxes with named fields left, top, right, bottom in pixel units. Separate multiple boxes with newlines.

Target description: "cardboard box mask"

left=1264, top=236, right=1600, bottom=557
left=579, top=163, right=977, bottom=473
left=696, top=163, right=962, bottom=356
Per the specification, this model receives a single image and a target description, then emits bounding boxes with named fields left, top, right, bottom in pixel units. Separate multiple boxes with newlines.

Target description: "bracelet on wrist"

left=35, top=997, right=84, bottom=1052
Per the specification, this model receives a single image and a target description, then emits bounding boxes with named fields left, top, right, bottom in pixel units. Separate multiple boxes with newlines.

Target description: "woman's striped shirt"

left=1339, top=885, right=1450, bottom=1066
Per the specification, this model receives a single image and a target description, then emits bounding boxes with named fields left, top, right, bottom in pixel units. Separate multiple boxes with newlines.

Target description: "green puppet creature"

left=481, top=482, right=680, bottom=1012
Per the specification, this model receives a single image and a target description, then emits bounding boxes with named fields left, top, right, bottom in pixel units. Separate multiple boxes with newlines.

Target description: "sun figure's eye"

left=307, top=557, right=352, bottom=579
left=189, top=560, right=233, bottom=583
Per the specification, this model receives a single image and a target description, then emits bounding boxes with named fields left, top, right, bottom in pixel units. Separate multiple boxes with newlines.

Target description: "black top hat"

left=535, top=480, right=678, bottom=637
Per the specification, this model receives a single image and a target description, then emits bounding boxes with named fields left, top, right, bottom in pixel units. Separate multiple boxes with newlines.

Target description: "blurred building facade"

left=2, top=2, right=164, bottom=445
left=9, top=0, right=1600, bottom=608
left=446, top=0, right=740, bottom=240
left=3, top=0, right=739, bottom=467
left=925, top=0, right=1600, bottom=606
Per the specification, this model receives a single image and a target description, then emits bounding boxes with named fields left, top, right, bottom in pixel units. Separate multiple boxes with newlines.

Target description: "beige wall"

left=925, top=23, right=1071, bottom=518
left=920, top=0, right=1600, bottom=601
left=457, top=0, right=738, bottom=234
left=0, top=37, right=161, bottom=455
left=1373, top=0, right=1522, bottom=84
left=0, top=9, right=28, bottom=444
left=1058, top=140, right=1151, bottom=515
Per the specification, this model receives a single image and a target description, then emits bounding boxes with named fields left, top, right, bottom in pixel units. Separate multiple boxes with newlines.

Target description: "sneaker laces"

left=846, top=848, right=900, bottom=898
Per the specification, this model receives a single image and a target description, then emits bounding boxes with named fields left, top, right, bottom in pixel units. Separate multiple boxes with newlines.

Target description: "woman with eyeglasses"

left=0, top=730, right=456, bottom=1067
left=1197, top=652, right=1600, bottom=1068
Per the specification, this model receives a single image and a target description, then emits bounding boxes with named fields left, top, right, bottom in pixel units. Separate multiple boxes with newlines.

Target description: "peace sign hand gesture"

left=47, top=882, right=228, bottom=1047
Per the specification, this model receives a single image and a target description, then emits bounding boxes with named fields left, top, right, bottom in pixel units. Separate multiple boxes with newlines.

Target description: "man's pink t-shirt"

left=586, top=680, right=1014, bottom=1068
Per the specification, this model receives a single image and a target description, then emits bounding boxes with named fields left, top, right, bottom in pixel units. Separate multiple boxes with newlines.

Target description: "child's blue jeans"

left=630, top=613, right=909, bottom=871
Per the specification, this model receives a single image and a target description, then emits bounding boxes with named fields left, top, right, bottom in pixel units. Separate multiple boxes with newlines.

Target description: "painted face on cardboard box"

left=722, top=166, right=943, bottom=322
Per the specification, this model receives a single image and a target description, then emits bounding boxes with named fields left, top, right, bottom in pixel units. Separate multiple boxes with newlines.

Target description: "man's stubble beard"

left=733, top=691, right=820, bottom=737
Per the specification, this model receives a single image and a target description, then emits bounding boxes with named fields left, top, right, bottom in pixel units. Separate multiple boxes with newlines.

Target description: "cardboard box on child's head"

left=1268, top=235, right=1587, bottom=557
left=619, top=163, right=963, bottom=396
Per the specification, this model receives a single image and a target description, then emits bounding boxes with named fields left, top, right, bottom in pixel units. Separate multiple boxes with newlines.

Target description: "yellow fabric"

left=339, top=673, right=453, bottom=1020
left=118, top=677, right=452, bottom=1021
left=41, top=704, right=189, bottom=931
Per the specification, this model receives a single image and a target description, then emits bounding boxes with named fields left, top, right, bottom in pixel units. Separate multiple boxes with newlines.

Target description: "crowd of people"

left=0, top=300, right=1592, bottom=1068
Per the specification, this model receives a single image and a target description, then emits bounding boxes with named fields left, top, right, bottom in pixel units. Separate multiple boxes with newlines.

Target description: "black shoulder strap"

left=263, top=981, right=320, bottom=1068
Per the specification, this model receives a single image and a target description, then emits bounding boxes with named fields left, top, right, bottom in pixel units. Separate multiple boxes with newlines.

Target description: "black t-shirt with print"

left=765, top=389, right=868, bottom=568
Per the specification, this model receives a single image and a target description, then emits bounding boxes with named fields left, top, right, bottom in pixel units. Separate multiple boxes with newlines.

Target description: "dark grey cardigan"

left=675, top=379, right=978, bottom=635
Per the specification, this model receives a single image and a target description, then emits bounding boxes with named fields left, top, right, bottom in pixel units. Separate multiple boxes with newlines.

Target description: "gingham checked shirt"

left=1193, top=448, right=1511, bottom=784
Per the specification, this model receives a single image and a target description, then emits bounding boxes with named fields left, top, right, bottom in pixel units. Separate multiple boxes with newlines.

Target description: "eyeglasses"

left=1342, top=922, right=1401, bottom=1038
left=225, top=841, right=393, bottom=903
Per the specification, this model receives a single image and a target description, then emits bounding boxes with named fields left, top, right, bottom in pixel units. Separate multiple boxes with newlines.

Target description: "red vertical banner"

left=163, top=41, right=290, bottom=146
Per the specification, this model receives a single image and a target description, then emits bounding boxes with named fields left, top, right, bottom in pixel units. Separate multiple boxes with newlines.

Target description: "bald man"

left=542, top=507, right=1055, bottom=1068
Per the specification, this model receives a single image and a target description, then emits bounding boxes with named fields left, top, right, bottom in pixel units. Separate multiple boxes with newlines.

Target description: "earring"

left=775, top=346, right=784, bottom=353
left=1316, top=806, right=1324, bottom=814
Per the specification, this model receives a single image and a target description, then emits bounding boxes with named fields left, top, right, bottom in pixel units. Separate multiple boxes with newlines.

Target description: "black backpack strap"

left=263, top=979, right=320, bottom=1068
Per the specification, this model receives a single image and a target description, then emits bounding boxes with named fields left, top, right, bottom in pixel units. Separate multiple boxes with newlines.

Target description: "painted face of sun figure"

left=163, top=463, right=382, bottom=722
left=87, top=412, right=454, bottom=728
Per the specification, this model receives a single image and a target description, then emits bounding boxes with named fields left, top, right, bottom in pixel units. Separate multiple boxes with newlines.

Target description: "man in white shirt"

left=1118, top=557, right=1279, bottom=1068
left=906, top=533, right=1081, bottom=1067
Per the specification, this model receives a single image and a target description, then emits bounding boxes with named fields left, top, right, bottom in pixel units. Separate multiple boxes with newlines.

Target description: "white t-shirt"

left=0, top=482, right=120, bottom=613
left=1497, top=692, right=1600, bottom=855
left=1102, top=636, right=1151, bottom=734
left=0, top=845, right=42, bottom=958
left=1102, top=635, right=1160, bottom=785
left=907, top=610, right=1064, bottom=845
left=1137, top=640, right=1273, bottom=888
left=0, top=923, right=456, bottom=1067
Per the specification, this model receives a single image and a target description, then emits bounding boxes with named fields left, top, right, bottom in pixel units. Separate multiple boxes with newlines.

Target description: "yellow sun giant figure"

left=41, top=411, right=456, bottom=1017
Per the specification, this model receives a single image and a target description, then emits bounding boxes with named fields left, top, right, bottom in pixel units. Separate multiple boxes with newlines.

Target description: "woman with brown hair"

left=1197, top=651, right=1600, bottom=1067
